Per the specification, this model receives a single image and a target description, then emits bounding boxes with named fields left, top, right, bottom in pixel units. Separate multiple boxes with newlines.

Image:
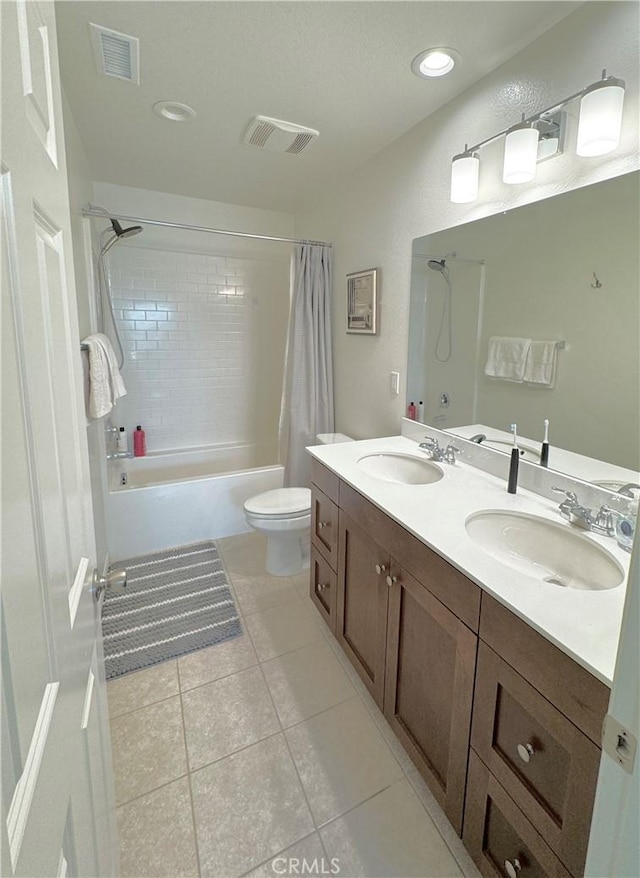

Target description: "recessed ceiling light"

left=412, top=48, right=460, bottom=79
left=152, top=101, right=196, bottom=122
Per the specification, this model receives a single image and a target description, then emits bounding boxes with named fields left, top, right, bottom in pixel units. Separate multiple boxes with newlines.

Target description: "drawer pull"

left=317, top=582, right=330, bottom=592
left=516, top=742, right=535, bottom=764
left=386, top=575, right=398, bottom=587
left=317, top=520, right=330, bottom=529
left=504, top=858, right=522, bottom=878
left=375, top=564, right=387, bottom=575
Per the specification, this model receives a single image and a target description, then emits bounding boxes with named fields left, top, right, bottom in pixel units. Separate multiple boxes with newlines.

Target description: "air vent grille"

left=243, top=116, right=319, bottom=155
left=90, top=23, right=140, bottom=84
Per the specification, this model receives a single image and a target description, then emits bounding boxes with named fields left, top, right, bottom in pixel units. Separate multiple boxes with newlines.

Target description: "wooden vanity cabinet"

left=464, top=751, right=573, bottom=878
left=336, top=510, right=390, bottom=706
left=384, top=562, right=477, bottom=833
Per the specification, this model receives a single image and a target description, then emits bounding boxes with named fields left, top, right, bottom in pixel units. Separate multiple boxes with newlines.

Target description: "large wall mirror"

left=407, top=171, right=640, bottom=483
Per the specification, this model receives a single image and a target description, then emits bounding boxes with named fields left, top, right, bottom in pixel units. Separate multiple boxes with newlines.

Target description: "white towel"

left=82, top=333, right=127, bottom=419
left=484, top=336, right=532, bottom=382
left=524, top=340, right=560, bottom=388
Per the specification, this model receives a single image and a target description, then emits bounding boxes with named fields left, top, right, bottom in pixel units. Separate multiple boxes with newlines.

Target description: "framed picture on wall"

left=346, top=268, right=378, bottom=335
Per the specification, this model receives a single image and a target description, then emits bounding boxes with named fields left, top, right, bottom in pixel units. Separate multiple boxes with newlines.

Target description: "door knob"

left=92, top=567, right=127, bottom=602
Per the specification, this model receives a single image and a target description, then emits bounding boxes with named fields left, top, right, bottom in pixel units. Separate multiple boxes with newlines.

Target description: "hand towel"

left=82, top=333, right=127, bottom=419
left=524, top=340, right=560, bottom=388
left=484, top=336, right=532, bottom=382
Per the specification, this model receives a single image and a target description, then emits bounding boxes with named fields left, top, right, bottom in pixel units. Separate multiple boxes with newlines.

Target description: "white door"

left=1, top=1, right=118, bottom=875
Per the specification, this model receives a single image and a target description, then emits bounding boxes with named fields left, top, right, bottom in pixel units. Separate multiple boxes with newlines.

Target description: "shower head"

left=111, top=218, right=143, bottom=238
left=428, top=259, right=447, bottom=272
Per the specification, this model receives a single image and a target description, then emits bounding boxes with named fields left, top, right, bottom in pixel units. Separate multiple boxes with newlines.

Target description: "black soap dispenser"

left=540, top=418, right=550, bottom=467
left=507, top=423, right=519, bottom=494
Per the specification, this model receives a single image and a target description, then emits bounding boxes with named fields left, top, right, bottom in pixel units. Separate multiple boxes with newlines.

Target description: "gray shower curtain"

left=279, top=243, right=334, bottom=487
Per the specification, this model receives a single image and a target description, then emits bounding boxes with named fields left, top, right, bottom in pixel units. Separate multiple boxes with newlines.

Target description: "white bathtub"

left=105, top=445, right=283, bottom=561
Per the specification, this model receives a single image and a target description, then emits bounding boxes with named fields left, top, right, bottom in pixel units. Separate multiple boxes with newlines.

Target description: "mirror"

left=408, top=171, right=640, bottom=484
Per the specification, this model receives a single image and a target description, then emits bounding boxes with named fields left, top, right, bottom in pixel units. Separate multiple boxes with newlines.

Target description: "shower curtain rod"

left=82, top=207, right=332, bottom=248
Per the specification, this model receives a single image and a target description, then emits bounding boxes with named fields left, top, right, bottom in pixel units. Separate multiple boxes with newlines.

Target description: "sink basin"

left=357, top=453, right=444, bottom=485
left=465, top=510, right=624, bottom=590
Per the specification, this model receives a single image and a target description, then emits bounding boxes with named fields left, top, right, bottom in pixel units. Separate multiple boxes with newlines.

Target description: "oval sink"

left=357, top=453, right=444, bottom=485
left=465, top=510, right=624, bottom=590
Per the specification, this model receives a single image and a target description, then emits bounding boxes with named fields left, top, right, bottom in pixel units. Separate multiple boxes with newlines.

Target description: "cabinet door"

left=464, top=752, right=572, bottom=878
left=311, top=485, right=339, bottom=568
left=337, top=511, right=389, bottom=707
left=471, top=643, right=601, bottom=876
left=384, top=564, right=477, bottom=834
left=309, top=544, right=337, bottom=633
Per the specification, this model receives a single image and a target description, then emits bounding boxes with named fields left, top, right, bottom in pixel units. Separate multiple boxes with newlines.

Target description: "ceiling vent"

left=90, top=23, right=140, bottom=84
left=243, top=116, right=319, bottom=155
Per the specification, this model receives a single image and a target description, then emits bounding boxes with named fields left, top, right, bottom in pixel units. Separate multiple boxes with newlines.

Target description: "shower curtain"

left=279, top=243, right=334, bottom=487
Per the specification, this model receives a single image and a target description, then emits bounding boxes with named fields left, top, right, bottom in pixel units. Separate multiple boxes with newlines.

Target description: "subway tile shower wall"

left=108, top=246, right=290, bottom=458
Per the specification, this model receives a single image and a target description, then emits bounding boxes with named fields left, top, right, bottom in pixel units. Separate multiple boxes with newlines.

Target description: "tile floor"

left=108, top=532, right=482, bottom=878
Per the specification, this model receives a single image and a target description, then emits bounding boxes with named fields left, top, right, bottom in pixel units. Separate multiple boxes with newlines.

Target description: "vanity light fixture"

left=449, top=70, right=625, bottom=203
left=412, top=48, right=460, bottom=79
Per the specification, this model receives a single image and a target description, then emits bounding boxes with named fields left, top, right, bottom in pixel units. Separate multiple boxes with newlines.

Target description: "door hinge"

left=602, top=714, right=637, bottom=774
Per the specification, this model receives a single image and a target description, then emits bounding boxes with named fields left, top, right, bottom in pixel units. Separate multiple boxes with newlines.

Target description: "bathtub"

left=105, top=444, right=283, bottom=561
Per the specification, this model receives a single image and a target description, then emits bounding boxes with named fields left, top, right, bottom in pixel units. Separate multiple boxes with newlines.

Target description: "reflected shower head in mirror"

left=427, top=258, right=453, bottom=362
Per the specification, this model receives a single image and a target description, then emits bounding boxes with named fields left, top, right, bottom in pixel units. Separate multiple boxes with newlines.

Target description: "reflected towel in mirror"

left=524, top=340, right=561, bottom=388
left=484, top=336, right=532, bottom=382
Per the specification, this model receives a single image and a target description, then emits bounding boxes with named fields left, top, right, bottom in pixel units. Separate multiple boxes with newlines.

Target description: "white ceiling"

left=56, top=1, right=580, bottom=214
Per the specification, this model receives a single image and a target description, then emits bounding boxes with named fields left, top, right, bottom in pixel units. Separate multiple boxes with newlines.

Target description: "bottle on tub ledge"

left=407, top=401, right=417, bottom=420
left=116, top=426, right=129, bottom=454
left=133, top=425, right=146, bottom=457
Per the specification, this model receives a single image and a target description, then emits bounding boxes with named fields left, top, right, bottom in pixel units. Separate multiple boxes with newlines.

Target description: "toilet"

left=244, top=433, right=353, bottom=576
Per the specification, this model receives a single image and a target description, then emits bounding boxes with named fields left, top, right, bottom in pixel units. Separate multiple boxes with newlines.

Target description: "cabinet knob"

left=317, top=582, right=330, bottom=592
left=504, top=858, right=522, bottom=878
left=516, top=742, right=535, bottom=764
left=317, top=520, right=329, bottom=529
left=386, top=575, right=398, bottom=587
left=375, top=564, right=386, bottom=575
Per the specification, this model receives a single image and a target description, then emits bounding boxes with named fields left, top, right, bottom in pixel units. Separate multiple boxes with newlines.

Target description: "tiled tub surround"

left=308, top=433, right=633, bottom=686
left=108, top=533, right=480, bottom=878
left=107, top=244, right=290, bottom=456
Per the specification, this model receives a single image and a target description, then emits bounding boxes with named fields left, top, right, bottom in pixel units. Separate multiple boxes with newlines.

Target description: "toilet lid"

left=244, top=487, right=311, bottom=516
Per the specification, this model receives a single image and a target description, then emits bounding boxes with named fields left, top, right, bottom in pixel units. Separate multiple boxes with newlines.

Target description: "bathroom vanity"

left=307, top=437, right=629, bottom=878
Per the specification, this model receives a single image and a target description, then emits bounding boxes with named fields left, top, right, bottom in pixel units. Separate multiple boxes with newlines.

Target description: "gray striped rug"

left=102, top=541, right=241, bottom=679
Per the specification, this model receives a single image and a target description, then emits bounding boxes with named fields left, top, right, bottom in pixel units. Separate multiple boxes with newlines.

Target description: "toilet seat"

left=244, top=488, right=311, bottom=519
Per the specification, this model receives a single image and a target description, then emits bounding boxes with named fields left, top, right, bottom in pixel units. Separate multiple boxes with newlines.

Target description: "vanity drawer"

left=311, top=458, right=339, bottom=504
left=309, top=544, right=336, bottom=633
left=479, top=595, right=608, bottom=746
left=464, top=751, right=572, bottom=878
left=471, top=643, right=601, bottom=877
left=311, top=485, right=339, bottom=568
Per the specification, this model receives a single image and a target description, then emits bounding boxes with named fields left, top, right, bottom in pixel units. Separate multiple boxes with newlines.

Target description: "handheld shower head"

left=111, top=218, right=143, bottom=238
left=428, top=259, right=447, bottom=272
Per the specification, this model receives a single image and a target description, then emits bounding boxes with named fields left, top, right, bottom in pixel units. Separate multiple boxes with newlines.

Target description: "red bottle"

left=133, top=425, right=146, bottom=457
left=407, top=401, right=417, bottom=420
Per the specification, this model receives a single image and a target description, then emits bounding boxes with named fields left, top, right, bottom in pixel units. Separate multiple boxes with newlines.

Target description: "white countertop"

left=308, top=434, right=632, bottom=687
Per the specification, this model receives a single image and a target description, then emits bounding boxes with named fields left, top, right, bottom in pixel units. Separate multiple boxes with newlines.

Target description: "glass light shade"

left=503, top=123, right=539, bottom=184
left=576, top=78, right=625, bottom=157
left=450, top=152, right=479, bottom=203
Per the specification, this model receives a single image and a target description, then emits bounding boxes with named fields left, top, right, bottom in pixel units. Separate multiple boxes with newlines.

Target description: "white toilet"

left=244, top=433, right=353, bottom=576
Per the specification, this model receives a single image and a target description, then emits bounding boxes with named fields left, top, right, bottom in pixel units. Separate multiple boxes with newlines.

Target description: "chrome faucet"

left=617, top=483, right=640, bottom=498
left=418, top=436, right=460, bottom=464
left=552, top=487, right=617, bottom=536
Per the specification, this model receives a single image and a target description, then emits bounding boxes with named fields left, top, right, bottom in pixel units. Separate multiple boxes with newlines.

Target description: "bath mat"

left=102, top=540, right=241, bottom=679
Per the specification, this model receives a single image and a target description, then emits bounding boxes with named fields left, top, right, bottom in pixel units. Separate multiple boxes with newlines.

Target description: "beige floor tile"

left=178, top=632, right=258, bottom=691
left=245, top=832, right=327, bottom=877
left=285, top=697, right=403, bottom=826
left=358, top=686, right=416, bottom=775
left=245, top=600, right=324, bottom=662
left=191, top=734, right=314, bottom=877
left=182, top=665, right=280, bottom=770
left=262, top=641, right=356, bottom=728
left=107, top=660, right=180, bottom=719
left=110, top=696, right=187, bottom=805
left=218, top=532, right=267, bottom=576
left=116, top=777, right=198, bottom=878
left=320, top=779, right=463, bottom=878
left=233, top=574, right=301, bottom=616
left=406, top=771, right=482, bottom=878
